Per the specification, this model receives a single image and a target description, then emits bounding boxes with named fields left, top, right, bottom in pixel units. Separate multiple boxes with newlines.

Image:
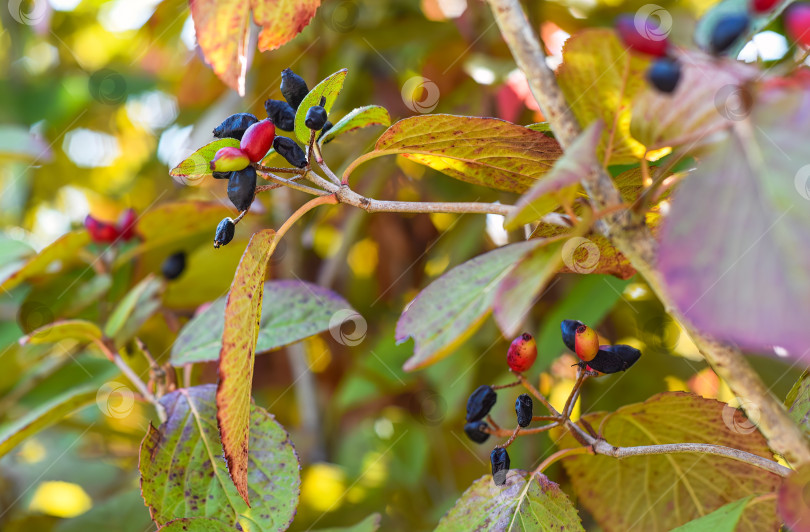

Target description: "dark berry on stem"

left=490, top=447, right=511, bottom=486
left=583, top=344, right=642, bottom=374
left=212, top=171, right=231, bottom=179
left=280, top=68, right=309, bottom=110
left=647, top=57, right=681, bottom=93
left=305, top=105, right=328, bottom=130
left=709, top=14, right=750, bottom=54
left=506, top=333, right=537, bottom=373
left=272, top=136, right=308, bottom=168
left=84, top=215, right=119, bottom=244
left=561, top=319, right=584, bottom=351
left=318, top=120, right=333, bottom=141
left=466, top=385, right=497, bottom=422
left=615, top=14, right=669, bottom=57
left=264, top=99, right=296, bottom=131
left=464, top=421, right=490, bottom=444
left=161, top=251, right=186, bottom=281
left=227, top=166, right=257, bottom=212
left=240, top=119, right=276, bottom=162
left=515, top=394, right=533, bottom=428
left=785, top=3, right=810, bottom=47
left=214, top=218, right=236, bottom=248
left=213, top=113, right=258, bottom=140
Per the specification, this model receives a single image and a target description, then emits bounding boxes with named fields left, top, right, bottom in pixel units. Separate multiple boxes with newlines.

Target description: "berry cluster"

left=463, top=322, right=641, bottom=485
left=616, top=0, right=809, bottom=94
left=84, top=208, right=137, bottom=244
left=208, top=69, right=332, bottom=249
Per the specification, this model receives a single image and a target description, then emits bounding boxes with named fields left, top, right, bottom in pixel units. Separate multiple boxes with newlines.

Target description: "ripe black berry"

left=213, top=113, right=258, bottom=140
left=161, top=251, right=186, bottom=280
left=561, top=319, right=584, bottom=352
left=463, top=421, right=490, bottom=444
left=515, top=394, right=533, bottom=428
left=227, top=166, right=257, bottom=211
left=264, top=99, right=296, bottom=131
left=214, top=218, right=236, bottom=249
left=490, top=447, right=510, bottom=486
left=318, top=120, right=333, bottom=141
left=272, top=136, right=307, bottom=168
left=709, top=14, right=750, bottom=54
left=466, top=385, right=497, bottom=422
left=305, top=105, right=328, bottom=131
left=583, top=344, right=642, bottom=374
left=212, top=171, right=231, bottom=179
left=280, top=68, right=309, bottom=110
left=647, top=58, right=681, bottom=94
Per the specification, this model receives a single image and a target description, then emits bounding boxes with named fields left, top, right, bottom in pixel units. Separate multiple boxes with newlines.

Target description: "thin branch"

left=253, top=163, right=307, bottom=175
left=256, top=170, right=328, bottom=196
left=561, top=368, right=587, bottom=419
left=487, top=423, right=558, bottom=437
left=335, top=185, right=514, bottom=216
left=93, top=339, right=165, bottom=422
left=535, top=446, right=594, bottom=474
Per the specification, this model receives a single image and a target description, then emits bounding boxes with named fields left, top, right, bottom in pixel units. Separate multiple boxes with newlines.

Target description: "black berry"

left=212, top=171, right=231, bottom=179
left=272, top=136, right=307, bottom=168
left=466, top=385, right=497, bottom=422
left=582, top=344, right=642, bottom=374
left=264, top=99, right=296, bottom=131
left=161, top=251, right=186, bottom=280
left=318, top=120, right=333, bottom=141
left=305, top=105, right=328, bottom=130
left=280, top=68, right=309, bottom=110
left=709, top=13, right=750, bottom=55
left=490, top=447, right=510, bottom=486
left=227, top=166, right=257, bottom=211
left=515, top=394, right=533, bottom=428
left=561, top=319, right=584, bottom=352
left=647, top=58, right=681, bottom=94
left=463, top=421, right=490, bottom=444
left=214, top=217, right=236, bottom=249
left=213, top=113, right=258, bottom=140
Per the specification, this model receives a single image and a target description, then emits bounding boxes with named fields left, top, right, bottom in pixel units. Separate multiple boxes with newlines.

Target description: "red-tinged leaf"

left=216, top=229, right=276, bottom=505
left=631, top=52, right=757, bottom=153
left=346, top=115, right=563, bottom=193
left=169, top=138, right=240, bottom=181
left=254, top=0, right=320, bottom=51
left=505, top=120, right=603, bottom=230
left=554, top=393, right=781, bottom=532
left=0, top=230, right=90, bottom=292
left=778, top=464, right=810, bottom=531
left=658, top=82, right=810, bottom=358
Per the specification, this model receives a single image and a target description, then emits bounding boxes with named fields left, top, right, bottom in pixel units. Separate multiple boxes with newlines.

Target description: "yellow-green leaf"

left=21, top=319, right=103, bottom=346
left=0, top=230, right=90, bottom=292
left=319, top=105, right=391, bottom=145
left=169, top=138, right=239, bottom=182
left=104, top=275, right=163, bottom=346
left=294, top=69, right=349, bottom=144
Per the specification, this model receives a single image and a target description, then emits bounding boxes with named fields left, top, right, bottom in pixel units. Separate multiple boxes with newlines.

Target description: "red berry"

left=615, top=14, right=669, bottom=57
left=84, top=215, right=120, bottom=244
left=117, top=208, right=137, bottom=241
left=240, top=119, right=276, bottom=162
left=785, top=3, right=810, bottom=47
left=574, top=325, right=600, bottom=362
left=751, top=0, right=779, bottom=13
left=506, top=333, right=537, bottom=373
left=209, top=147, right=250, bottom=172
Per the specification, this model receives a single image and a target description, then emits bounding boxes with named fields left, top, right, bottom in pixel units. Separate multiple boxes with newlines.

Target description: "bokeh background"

left=0, top=0, right=801, bottom=530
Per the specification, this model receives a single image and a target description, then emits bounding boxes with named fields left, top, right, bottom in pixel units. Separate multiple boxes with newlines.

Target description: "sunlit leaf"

left=786, top=371, right=810, bottom=434
left=346, top=114, right=563, bottom=193
left=140, top=385, right=300, bottom=530
left=671, top=496, right=753, bottom=532
left=0, top=230, right=90, bottom=292
left=295, top=69, right=349, bottom=144
left=158, top=518, right=233, bottom=531
left=436, top=470, right=584, bottom=531
left=319, top=105, right=391, bottom=145
left=171, top=280, right=355, bottom=366
left=104, top=275, right=163, bottom=347
left=169, top=138, right=239, bottom=181
left=217, top=229, right=276, bottom=505
left=555, top=392, right=781, bottom=531
left=21, top=319, right=103, bottom=346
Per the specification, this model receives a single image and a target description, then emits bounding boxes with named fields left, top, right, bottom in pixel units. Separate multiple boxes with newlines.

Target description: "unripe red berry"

left=210, top=147, right=250, bottom=172
left=84, top=215, right=120, bottom=244
left=615, top=14, right=669, bottom=57
left=240, top=119, right=276, bottom=162
left=506, top=333, right=537, bottom=373
left=117, top=208, right=137, bottom=241
left=751, top=0, right=779, bottom=13
left=574, top=325, right=600, bottom=362
left=785, top=3, right=810, bottom=47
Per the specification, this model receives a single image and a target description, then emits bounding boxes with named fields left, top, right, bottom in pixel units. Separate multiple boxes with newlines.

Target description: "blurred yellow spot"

left=623, top=283, right=649, bottom=300
left=347, top=238, right=378, bottom=278
left=347, top=486, right=366, bottom=503
left=674, top=326, right=701, bottom=359
left=374, top=418, right=394, bottom=440
left=300, top=463, right=346, bottom=512
left=429, top=212, right=455, bottom=231
left=28, top=481, right=92, bottom=518
left=539, top=373, right=552, bottom=397
left=549, top=378, right=579, bottom=420
left=665, top=375, right=689, bottom=392
left=71, top=25, right=122, bottom=70
left=689, top=368, right=720, bottom=398
left=396, top=155, right=425, bottom=179
left=359, top=451, right=388, bottom=488
left=313, top=225, right=342, bottom=258
left=17, top=439, right=46, bottom=464
left=304, top=335, right=331, bottom=373
left=424, top=254, right=450, bottom=277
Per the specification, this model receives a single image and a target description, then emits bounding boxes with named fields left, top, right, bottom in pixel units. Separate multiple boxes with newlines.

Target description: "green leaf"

left=396, top=240, right=543, bottom=371
left=104, top=274, right=163, bottom=347
left=671, top=496, right=753, bottom=532
left=347, top=114, right=563, bottom=193
left=315, top=514, right=381, bottom=532
left=140, top=385, right=300, bottom=531
left=21, top=319, right=103, bottom=346
left=217, top=229, right=277, bottom=505
left=0, top=235, right=35, bottom=283
left=171, top=280, right=355, bottom=366
left=0, top=386, right=97, bottom=459
left=778, top=464, right=810, bottom=531
left=0, top=230, right=90, bottom=292
left=555, top=392, right=780, bottom=531
left=558, top=29, right=651, bottom=164
left=505, top=120, right=602, bottom=230
left=436, top=470, right=584, bottom=531
left=787, top=371, right=810, bottom=434
left=158, top=518, right=234, bottom=531
left=319, top=105, right=391, bottom=145
left=295, top=69, right=349, bottom=144
left=169, top=138, right=239, bottom=182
